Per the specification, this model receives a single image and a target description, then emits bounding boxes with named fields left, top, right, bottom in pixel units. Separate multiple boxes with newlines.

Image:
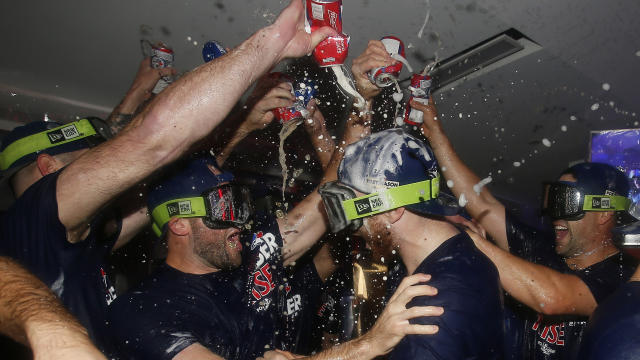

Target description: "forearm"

left=426, top=126, right=508, bottom=249
left=301, top=336, right=377, bottom=360
left=215, top=121, right=253, bottom=166
left=304, top=117, right=334, bottom=170
left=0, top=257, right=90, bottom=346
left=474, top=236, right=596, bottom=315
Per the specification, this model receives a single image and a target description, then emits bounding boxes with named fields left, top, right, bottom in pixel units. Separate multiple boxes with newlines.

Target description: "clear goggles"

left=151, top=184, right=254, bottom=237
left=318, top=177, right=440, bottom=233
left=0, top=118, right=112, bottom=171
left=543, top=181, right=630, bottom=221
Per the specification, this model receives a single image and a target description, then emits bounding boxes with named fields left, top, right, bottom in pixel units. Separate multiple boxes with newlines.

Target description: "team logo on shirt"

left=100, top=267, right=117, bottom=305
left=249, top=231, right=279, bottom=307
left=532, top=315, right=565, bottom=346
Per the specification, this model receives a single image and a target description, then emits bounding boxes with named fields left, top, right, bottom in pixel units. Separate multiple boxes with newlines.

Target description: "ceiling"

left=1, top=0, right=639, bottom=210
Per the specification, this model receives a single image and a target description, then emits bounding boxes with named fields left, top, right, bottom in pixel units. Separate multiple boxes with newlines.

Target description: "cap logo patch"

left=591, top=197, right=611, bottom=209
left=47, top=124, right=80, bottom=144
left=167, top=200, right=193, bottom=216
left=354, top=195, right=384, bottom=216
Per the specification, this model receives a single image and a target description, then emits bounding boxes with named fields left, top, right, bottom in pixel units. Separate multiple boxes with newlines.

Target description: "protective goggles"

left=319, top=177, right=440, bottom=233
left=543, top=181, right=631, bottom=220
left=0, top=118, right=112, bottom=171
left=151, top=184, right=254, bottom=237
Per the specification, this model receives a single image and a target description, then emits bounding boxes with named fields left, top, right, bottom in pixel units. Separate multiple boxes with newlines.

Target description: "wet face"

left=190, top=218, right=242, bottom=270
left=552, top=173, right=596, bottom=258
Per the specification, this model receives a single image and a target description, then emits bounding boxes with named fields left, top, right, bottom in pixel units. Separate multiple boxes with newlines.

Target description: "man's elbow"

left=536, top=295, right=595, bottom=316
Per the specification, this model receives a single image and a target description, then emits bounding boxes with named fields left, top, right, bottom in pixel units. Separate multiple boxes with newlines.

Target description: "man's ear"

left=35, top=153, right=60, bottom=176
left=167, top=217, right=191, bottom=237
left=385, top=207, right=405, bottom=224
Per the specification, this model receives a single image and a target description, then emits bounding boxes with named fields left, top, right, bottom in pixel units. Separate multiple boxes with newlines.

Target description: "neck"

left=565, top=239, right=619, bottom=270
left=397, top=214, right=460, bottom=274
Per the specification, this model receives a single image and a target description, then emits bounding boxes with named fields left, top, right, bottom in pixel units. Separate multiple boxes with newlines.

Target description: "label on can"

left=403, top=74, right=432, bottom=125
left=202, top=40, right=227, bottom=63
left=369, top=36, right=405, bottom=88
left=313, top=34, right=349, bottom=67
left=151, top=44, right=174, bottom=94
left=306, top=0, right=343, bottom=33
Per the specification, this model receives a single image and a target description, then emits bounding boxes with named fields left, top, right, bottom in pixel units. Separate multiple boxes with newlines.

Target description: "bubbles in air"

left=591, top=103, right=600, bottom=111
left=542, top=138, right=552, bottom=147
left=602, top=83, right=610, bottom=91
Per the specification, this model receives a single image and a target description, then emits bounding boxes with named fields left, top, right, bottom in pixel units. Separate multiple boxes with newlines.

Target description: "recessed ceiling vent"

left=430, top=28, right=541, bottom=92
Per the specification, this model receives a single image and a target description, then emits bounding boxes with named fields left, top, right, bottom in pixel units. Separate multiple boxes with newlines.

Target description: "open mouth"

left=227, top=230, right=242, bottom=251
left=554, top=223, right=568, bottom=243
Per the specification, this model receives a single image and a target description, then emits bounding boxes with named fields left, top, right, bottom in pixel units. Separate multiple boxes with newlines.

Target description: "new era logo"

left=167, top=200, right=192, bottom=216
left=354, top=195, right=384, bottom=216
left=47, top=124, right=80, bottom=144
left=591, top=197, right=611, bottom=209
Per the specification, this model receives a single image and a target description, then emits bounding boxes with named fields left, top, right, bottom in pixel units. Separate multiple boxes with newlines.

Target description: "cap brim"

left=405, top=192, right=461, bottom=217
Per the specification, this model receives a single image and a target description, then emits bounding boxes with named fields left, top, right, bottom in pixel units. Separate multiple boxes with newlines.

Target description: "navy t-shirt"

left=277, top=260, right=324, bottom=354
left=109, top=213, right=314, bottom=359
left=577, top=280, right=640, bottom=359
left=390, top=232, right=505, bottom=360
left=504, top=211, right=639, bottom=360
left=0, top=171, right=119, bottom=350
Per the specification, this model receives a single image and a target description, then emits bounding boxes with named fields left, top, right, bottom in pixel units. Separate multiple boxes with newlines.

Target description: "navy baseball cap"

left=552, top=162, right=636, bottom=224
left=148, top=154, right=235, bottom=236
left=0, top=118, right=111, bottom=182
left=338, top=128, right=459, bottom=217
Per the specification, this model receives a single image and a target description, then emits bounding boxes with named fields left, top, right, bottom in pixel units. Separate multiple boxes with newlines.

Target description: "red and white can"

left=270, top=73, right=317, bottom=124
left=306, top=0, right=349, bottom=67
left=151, top=43, right=174, bottom=94
left=402, top=74, right=432, bottom=126
left=369, top=36, right=405, bottom=87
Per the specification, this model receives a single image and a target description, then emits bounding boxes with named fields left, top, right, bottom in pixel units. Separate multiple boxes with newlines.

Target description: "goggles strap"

left=0, top=119, right=99, bottom=171
left=582, top=195, right=631, bottom=212
left=342, top=178, right=439, bottom=221
left=151, top=197, right=208, bottom=237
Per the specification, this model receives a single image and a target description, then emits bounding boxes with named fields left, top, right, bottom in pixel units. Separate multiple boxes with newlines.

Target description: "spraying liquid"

left=331, top=65, right=366, bottom=109
left=392, top=78, right=404, bottom=125
left=279, top=119, right=303, bottom=204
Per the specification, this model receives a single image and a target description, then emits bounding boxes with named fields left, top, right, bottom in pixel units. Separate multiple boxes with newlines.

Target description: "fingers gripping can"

left=306, top=0, right=349, bottom=67
left=151, top=43, right=174, bottom=94
left=402, top=74, right=432, bottom=126
left=369, top=36, right=405, bottom=87
left=270, top=73, right=318, bottom=124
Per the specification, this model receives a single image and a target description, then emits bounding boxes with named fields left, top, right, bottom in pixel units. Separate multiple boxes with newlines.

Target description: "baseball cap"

left=338, top=128, right=459, bottom=217
left=0, top=118, right=111, bottom=182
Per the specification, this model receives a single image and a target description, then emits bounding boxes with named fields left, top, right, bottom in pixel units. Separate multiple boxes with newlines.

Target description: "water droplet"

left=542, top=138, right=552, bottom=147
left=561, top=125, right=567, bottom=132
left=591, top=103, right=600, bottom=111
left=602, top=83, right=610, bottom=91
left=570, top=115, right=577, bottom=121
left=513, top=161, right=521, bottom=167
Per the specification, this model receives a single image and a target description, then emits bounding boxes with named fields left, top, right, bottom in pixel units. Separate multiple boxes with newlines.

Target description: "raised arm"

left=413, top=99, right=509, bottom=250
left=56, top=0, right=337, bottom=243
left=106, top=57, right=177, bottom=134
left=0, top=257, right=106, bottom=360
left=258, top=274, right=443, bottom=360
left=467, top=230, right=597, bottom=315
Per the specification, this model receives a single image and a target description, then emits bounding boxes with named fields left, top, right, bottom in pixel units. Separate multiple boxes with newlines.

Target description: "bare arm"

left=56, top=0, right=337, bottom=243
left=106, top=57, right=176, bottom=134
left=172, top=343, right=225, bottom=360
left=279, top=106, right=370, bottom=265
left=467, top=230, right=597, bottom=315
left=413, top=99, right=509, bottom=250
left=259, top=274, right=443, bottom=360
left=0, top=257, right=106, bottom=360
left=302, top=100, right=335, bottom=170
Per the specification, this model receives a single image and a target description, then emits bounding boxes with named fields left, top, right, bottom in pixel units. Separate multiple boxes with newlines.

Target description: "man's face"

left=552, top=173, right=597, bottom=258
left=190, top=218, right=243, bottom=271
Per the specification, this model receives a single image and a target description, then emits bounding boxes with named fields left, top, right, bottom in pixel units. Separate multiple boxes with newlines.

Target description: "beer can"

left=369, top=36, right=405, bottom=88
left=306, top=0, right=343, bottom=33
left=402, top=73, right=432, bottom=126
left=271, top=73, right=317, bottom=124
left=306, top=0, right=348, bottom=66
left=151, top=43, right=174, bottom=94
left=202, top=40, right=227, bottom=63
